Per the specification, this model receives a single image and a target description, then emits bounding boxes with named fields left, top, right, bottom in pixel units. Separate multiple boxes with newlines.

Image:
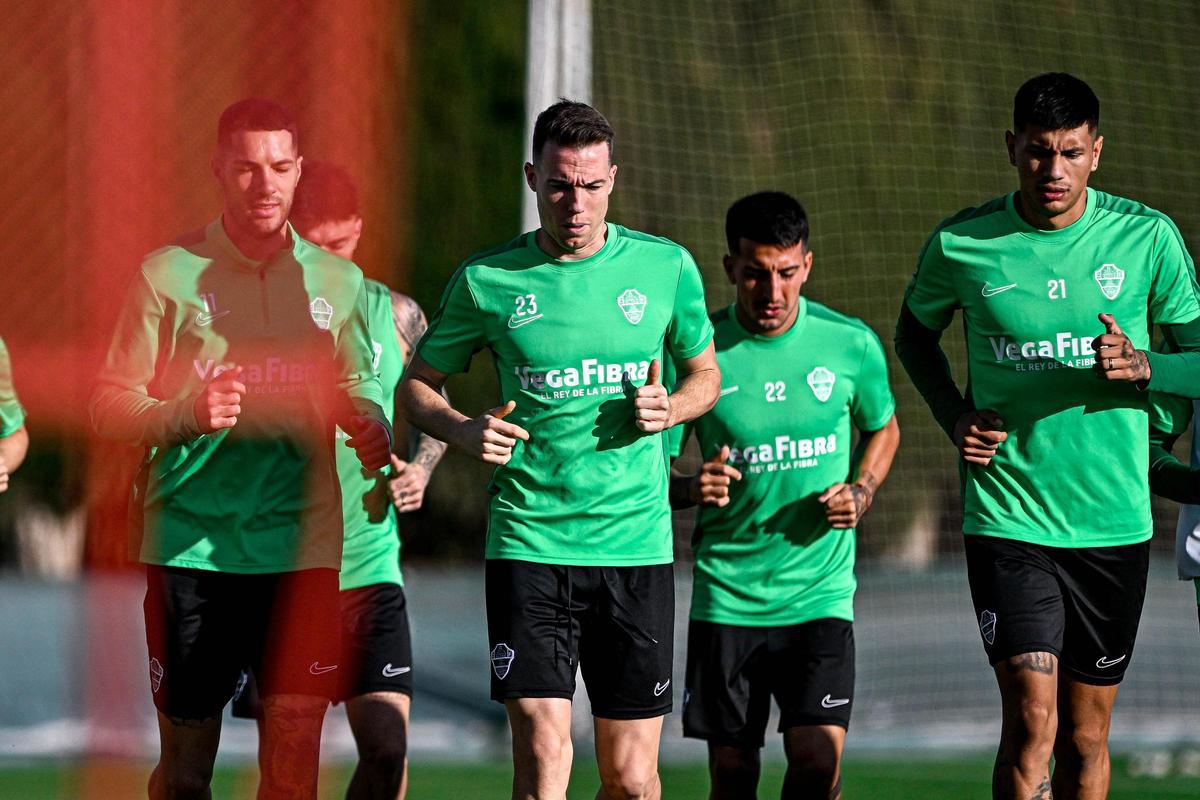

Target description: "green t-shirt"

left=90, top=219, right=388, bottom=573
left=417, top=224, right=714, bottom=565
left=687, top=302, right=895, bottom=626
left=0, top=337, right=26, bottom=437
left=338, top=280, right=405, bottom=590
left=905, top=188, right=1200, bottom=548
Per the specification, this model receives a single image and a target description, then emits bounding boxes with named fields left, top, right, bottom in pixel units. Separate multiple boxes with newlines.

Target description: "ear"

left=295, top=155, right=303, bottom=178
left=523, top=162, right=537, bottom=192
left=1004, top=130, right=1016, bottom=166
left=722, top=254, right=737, bottom=284
left=1091, top=134, right=1104, bottom=172
left=607, top=163, right=618, bottom=195
left=799, top=247, right=814, bottom=283
left=352, top=215, right=363, bottom=238
left=211, top=152, right=222, bottom=181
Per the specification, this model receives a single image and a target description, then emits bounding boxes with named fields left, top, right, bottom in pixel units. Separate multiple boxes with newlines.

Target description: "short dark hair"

left=216, top=98, right=299, bottom=150
left=725, top=191, right=809, bottom=254
left=532, top=99, right=614, bottom=161
left=291, top=162, right=359, bottom=228
left=1013, top=73, right=1099, bottom=134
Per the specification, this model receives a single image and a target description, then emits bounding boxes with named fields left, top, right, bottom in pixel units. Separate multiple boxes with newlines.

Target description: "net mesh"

left=597, top=0, right=1200, bottom=749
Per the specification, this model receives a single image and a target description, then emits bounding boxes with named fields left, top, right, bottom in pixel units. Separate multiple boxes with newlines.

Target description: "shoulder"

left=1091, top=189, right=1186, bottom=240
left=460, top=233, right=530, bottom=271
left=612, top=224, right=695, bottom=264
left=807, top=301, right=885, bottom=358
left=140, top=225, right=210, bottom=281
left=927, top=195, right=1011, bottom=240
left=295, top=237, right=364, bottom=281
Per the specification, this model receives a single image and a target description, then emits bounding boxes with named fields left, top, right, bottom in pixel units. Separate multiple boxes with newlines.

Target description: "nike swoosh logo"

left=195, top=310, right=231, bottom=326
left=981, top=282, right=1017, bottom=298
left=654, top=680, right=670, bottom=697
left=309, top=662, right=339, bottom=675
left=382, top=663, right=411, bottom=677
left=821, top=694, right=850, bottom=708
left=718, top=385, right=740, bottom=397
left=507, top=314, right=543, bottom=329
left=1096, top=655, right=1126, bottom=669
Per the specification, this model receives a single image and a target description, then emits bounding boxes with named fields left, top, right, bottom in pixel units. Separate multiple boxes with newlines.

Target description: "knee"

left=526, top=726, right=572, bottom=769
left=156, top=764, right=214, bottom=799
left=710, top=748, right=759, bottom=786
left=786, top=751, right=839, bottom=795
left=1015, top=697, right=1057, bottom=746
left=598, top=762, right=659, bottom=800
left=357, top=735, right=407, bottom=779
left=1064, top=721, right=1110, bottom=763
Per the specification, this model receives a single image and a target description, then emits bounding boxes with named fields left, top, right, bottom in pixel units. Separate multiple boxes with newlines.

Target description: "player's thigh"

left=346, top=691, right=411, bottom=758
left=579, top=563, right=674, bottom=720
left=964, top=534, right=1065, bottom=664
left=682, top=620, right=772, bottom=749
left=593, top=715, right=665, bottom=786
left=1055, top=541, right=1149, bottom=685
left=485, top=559, right=580, bottom=702
left=769, top=619, right=855, bottom=732
left=155, top=710, right=223, bottom=776
left=258, top=568, right=342, bottom=701
left=340, top=582, right=414, bottom=700
left=144, top=565, right=255, bottom=721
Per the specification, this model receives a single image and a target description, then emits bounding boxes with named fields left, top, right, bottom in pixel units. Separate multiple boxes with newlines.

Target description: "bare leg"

left=345, top=691, right=411, bottom=799
left=781, top=725, right=846, bottom=800
left=258, top=693, right=328, bottom=800
left=1051, top=676, right=1118, bottom=800
left=706, top=744, right=760, bottom=800
left=992, top=652, right=1058, bottom=800
left=148, top=711, right=221, bottom=799
left=593, top=715, right=663, bottom=800
left=507, top=697, right=573, bottom=800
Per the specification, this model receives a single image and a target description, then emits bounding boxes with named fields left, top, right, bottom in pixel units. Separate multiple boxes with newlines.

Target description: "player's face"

left=212, top=129, right=302, bottom=244
left=724, top=238, right=812, bottom=337
left=296, top=216, right=363, bottom=260
left=1005, top=123, right=1102, bottom=230
left=524, top=141, right=617, bottom=260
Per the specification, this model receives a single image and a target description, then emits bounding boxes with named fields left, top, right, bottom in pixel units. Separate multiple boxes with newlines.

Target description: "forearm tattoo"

left=1129, top=347, right=1150, bottom=381
left=391, top=291, right=448, bottom=470
left=850, top=472, right=879, bottom=517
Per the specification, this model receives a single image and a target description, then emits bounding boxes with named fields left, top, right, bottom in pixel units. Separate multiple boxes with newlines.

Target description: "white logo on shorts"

left=149, top=657, right=164, bottom=693
left=382, top=663, right=411, bottom=677
left=309, top=661, right=338, bottom=675
left=491, top=643, right=516, bottom=679
left=980, top=610, right=997, bottom=645
left=654, top=680, right=670, bottom=697
left=1096, top=654, right=1126, bottom=669
left=821, top=694, right=850, bottom=708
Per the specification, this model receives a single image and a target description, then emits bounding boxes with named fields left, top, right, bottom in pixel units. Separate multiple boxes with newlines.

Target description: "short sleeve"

left=666, top=250, right=714, bottom=360
left=850, top=327, right=896, bottom=432
left=0, top=337, right=26, bottom=436
left=1148, top=218, right=1200, bottom=325
left=903, top=229, right=960, bottom=332
left=415, top=265, right=488, bottom=374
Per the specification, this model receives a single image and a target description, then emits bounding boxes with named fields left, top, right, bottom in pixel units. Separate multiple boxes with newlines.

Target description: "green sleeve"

left=89, top=271, right=204, bottom=446
left=1148, top=421, right=1200, bottom=504
left=666, top=250, right=714, bottom=360
left=903, top=227, right=959, bottom=332
left=894, top=303, right=971, bottom=439
left=1148, top=216, right=1200, bottom=325
left=1145, top=317, right=1200, bottom=397
left=850, top=327, right=896, bottom=432
left=0, top=337, right=26, bottom=437
left=415, top=265, right=487, bottom=375
left=336, top=273, right=390, bottom=441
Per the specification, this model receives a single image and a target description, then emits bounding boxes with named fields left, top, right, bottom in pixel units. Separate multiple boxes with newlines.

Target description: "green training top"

left=0, top=337, right=26, bottom=437
left=338, top=279, right=404, bottom=590
left=90, top=218, right=388, bottom=574
left=905, top=188, right=1200, bottom=548
left=417, top=224, right=714, bottom=566
left=687, top=302, right=895, bottom=626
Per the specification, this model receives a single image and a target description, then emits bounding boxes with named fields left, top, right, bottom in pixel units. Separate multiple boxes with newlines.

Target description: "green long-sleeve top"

left=90, top=219, right=388, bottom=574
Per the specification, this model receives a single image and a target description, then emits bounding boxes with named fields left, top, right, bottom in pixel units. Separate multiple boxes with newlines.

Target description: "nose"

left=767, top=272, right=785, bottom=301
left=565, top=187, right=585, bottom=214
left=1042, top=154, right=1066, bottom=179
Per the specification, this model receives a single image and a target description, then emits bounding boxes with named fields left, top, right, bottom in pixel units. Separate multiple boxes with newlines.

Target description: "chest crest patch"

left=1094, top=264, right=1125, bottom=300
left=807, top=366, right=836, bottom=403
left=617, top=288, right=647, bottom=324
left=310, top=297, right=334, bottom=330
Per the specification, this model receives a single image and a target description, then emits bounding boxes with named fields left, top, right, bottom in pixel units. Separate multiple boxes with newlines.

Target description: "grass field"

left=3, top=755, right=1200, bottom=798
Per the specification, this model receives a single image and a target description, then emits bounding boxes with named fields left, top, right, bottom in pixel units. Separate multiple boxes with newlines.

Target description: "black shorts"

left=963, top=535, right=1150, bottom=685
left=144, top=565, right=341, bottom=720
left=485, top=559, right=674, bottom=719
left=682, top=619, right=854, bottom=747
left=232, top=582, right=413, bottom=719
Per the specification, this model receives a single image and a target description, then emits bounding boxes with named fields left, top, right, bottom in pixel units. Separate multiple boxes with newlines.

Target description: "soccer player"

left=670, top=192, right=899, bottom=800
left=89, top=99, right=391, bottom=799
left=895, top=72, right=1200, bottom=800
left=1147, top=397, right=1200, bottom=630
left=399, top=100, right=720, bottom=800
left=232, top=160, right=447, bottom=800
left=0, top=336, right=28, bottom=493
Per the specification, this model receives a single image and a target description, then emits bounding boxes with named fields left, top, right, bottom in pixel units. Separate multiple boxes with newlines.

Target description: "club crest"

left=310, top=297, right=334, bottom=330
left=979, top=610, right=997, bottom=645
left=1094, top=264, right=1125, bottom=300
left=149, top=657, right=164, bottom=693
left=806, top=366, right=836, bottom=403
left=490, top=642, right=515, bottom=680
left=617, top=288, right=647, bottom=325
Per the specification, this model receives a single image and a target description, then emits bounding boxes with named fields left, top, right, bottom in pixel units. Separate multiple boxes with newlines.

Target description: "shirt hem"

left=140, top=556, right=340, bottom=574
left=484, top=550, right=673, bottom=567
left=689, top=609, right=855, bottom=627
left=962, top=527, right=1152, bottom=549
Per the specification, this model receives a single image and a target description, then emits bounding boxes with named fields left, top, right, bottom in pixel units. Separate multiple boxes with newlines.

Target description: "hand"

left=0, top=454, right=8, bottom=493
left=820, top=482, right=873, bottom=528
left=1092, top=313, right=1151, bottom=383
left=952, top=409, right=1007, bottom=466
left=689, top=445, right=743, bottom=507
left=461, top=400, right=530, bottom=465
left=193, top=366, right=245, bottom=433
left=635, top=359, right=670, bottom=433
left=345, top=416, right=391, bottom=470
left=389, top=454, right=430, bottom=513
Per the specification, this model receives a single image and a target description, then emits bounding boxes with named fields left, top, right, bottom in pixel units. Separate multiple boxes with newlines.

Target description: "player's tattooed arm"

left=389, top=291, right=448, bottom=512
left=822, top=415, right=900, bottom=528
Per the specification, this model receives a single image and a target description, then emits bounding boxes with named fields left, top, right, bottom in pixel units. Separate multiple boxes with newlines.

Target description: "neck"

left=536, top=223, right=607, bottom=261
left=1015, top=191, right=1087, bottom=231
left=736, top=300, right=800, bottom=338
left=222, top=216, right=289, bottom=262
